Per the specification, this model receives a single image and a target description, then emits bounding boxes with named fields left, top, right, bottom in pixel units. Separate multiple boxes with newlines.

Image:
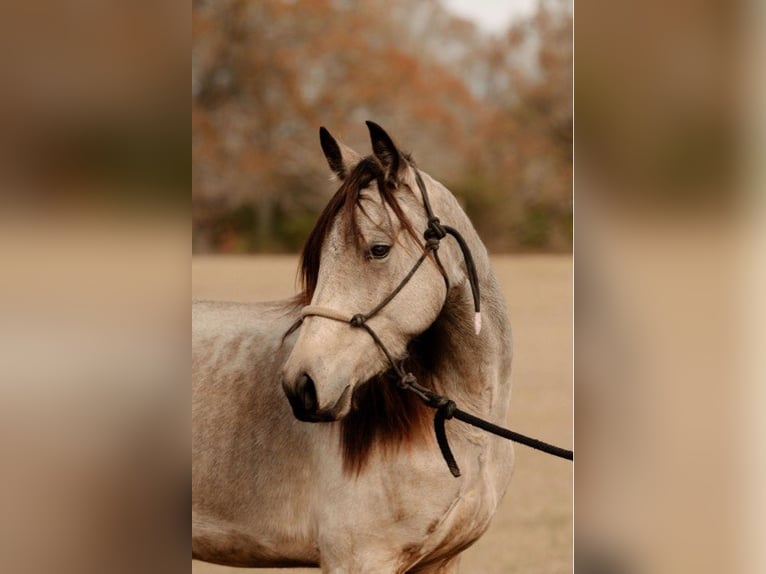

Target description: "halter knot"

left=424, top=217, right=447, bottom=241
left=349, top=313, right=366, bottom=327
left=398, top=372, right=417, bottom=389
left=437, top=399, right=457, bottom=419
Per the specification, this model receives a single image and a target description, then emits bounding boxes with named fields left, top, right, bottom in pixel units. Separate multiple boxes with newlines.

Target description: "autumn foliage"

left=192, top=0, right=572, bottom=253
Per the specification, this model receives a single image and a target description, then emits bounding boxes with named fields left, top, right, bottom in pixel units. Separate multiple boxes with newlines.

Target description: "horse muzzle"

left=282, top=373, right=352, bottom=422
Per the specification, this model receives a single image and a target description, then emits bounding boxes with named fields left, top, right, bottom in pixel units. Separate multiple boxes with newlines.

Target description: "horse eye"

left=369, top=244, right=391, bottom=259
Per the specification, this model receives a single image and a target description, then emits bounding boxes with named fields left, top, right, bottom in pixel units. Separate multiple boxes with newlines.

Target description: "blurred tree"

left=192, top=0, right=572, bottom=253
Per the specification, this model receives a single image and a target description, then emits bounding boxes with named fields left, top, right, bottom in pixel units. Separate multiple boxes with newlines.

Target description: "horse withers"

left=192, top=122, right=515, bottom=573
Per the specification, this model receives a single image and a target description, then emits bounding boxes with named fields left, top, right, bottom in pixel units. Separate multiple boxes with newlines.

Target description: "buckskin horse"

left=192, top=122, right=515, bottom=572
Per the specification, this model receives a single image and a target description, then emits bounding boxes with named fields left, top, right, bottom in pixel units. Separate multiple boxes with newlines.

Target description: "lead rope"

left=296, top=168, right=573, bottom=477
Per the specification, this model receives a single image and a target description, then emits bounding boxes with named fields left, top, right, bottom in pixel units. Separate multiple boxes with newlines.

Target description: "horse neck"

left=411, top=176, right=513, bottom=417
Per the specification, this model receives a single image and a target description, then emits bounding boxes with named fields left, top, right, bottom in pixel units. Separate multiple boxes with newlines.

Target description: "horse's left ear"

left=366, top=121, right=403, bottom=186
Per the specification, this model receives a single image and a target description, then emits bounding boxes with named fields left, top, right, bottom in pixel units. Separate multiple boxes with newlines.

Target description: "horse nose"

left=295, top=373, right=317, bottom=414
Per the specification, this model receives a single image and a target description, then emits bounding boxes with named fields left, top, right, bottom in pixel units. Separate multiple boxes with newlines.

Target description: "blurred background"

left=192, top=0, right=572, bottom=254
left=575, top=1, right=764, bottom=573
left=1, top=0, right=765, bottom=573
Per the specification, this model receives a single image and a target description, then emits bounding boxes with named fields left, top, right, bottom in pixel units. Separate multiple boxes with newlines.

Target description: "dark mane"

left=297, top=154, right=434, bottom=476
left=340, top=321, right=444, bottom=476
left=298, top=156, right=418, bottom=305
left=339, top=378, right=431, bottom=476
left=339, top=289, right=468, bottom=476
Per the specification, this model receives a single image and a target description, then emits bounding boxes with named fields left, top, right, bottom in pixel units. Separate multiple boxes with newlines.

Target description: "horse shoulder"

left=192, top=299, right=319, bottom=567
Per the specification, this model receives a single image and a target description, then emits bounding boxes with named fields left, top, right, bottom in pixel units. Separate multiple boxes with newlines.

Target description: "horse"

left=192, top=121, right=515, bottom=573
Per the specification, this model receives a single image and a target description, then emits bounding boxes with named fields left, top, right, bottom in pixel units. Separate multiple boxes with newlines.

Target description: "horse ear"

left=319, top=127, right=360, bottom=180
left=365, top=121, right=402, bottom=185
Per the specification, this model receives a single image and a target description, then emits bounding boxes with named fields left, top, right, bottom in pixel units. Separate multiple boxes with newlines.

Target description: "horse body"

left=192, top=124, right=515, bottom=573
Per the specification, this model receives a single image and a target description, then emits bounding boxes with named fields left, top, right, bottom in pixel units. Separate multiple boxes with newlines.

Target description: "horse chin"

left=290, top=383, right=353, bottom=423
left=290, top=409, right=338, bottom=423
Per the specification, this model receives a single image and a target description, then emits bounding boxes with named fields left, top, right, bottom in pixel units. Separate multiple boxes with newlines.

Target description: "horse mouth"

left=289, top=384, right=352, bottom=423
left=292, top=411, right=336, bottom=423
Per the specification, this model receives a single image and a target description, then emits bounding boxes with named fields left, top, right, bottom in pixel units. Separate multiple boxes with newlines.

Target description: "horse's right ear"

left=319, top=127, right=360, bottom=181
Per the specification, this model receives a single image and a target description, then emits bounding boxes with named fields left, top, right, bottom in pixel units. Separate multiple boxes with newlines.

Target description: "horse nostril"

left=296, top=373, right=317, bottom=413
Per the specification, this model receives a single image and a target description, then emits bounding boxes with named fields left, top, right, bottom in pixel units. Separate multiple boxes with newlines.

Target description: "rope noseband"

left=296, top=167, right=573, bottom=476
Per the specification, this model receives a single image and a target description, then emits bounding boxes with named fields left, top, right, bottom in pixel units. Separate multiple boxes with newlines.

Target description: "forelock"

left=298, top=155, right=420, bottom=304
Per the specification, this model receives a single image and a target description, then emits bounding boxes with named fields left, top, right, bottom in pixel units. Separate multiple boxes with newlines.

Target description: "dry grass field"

left=192, top=254, right=572, bottom=573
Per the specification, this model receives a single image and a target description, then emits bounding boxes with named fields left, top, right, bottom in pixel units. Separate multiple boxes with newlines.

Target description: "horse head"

left=281, top=122, right=450, bottom=422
